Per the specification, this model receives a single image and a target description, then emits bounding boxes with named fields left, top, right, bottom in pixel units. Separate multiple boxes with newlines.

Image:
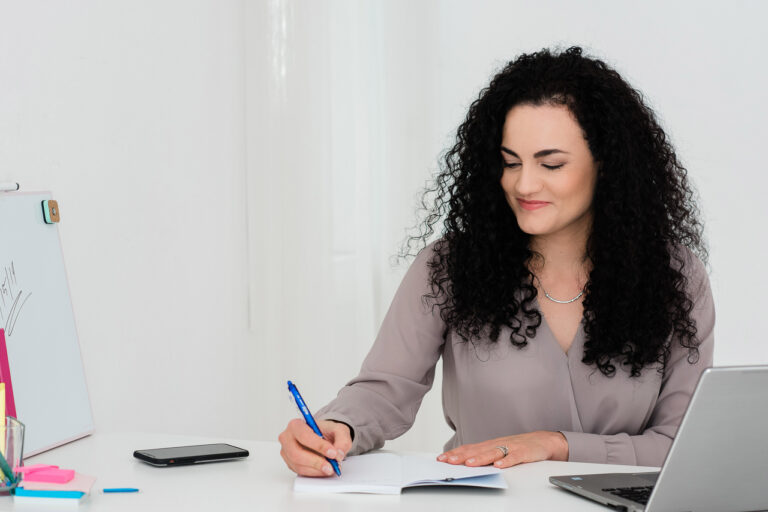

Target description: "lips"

left=516, top=199, right=550, bottom=211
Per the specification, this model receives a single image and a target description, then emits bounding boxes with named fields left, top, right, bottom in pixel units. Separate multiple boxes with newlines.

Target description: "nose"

left=514, top=164, right=542, bottom=196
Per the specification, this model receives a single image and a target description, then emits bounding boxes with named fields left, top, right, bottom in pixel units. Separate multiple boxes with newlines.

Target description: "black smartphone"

left=133, top=443, right=249, bottom=466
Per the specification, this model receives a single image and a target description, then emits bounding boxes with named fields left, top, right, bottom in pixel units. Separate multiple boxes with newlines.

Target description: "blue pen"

left=103, top=488, right=139, bottom=493
left=287, top=380, right=341, bottom=476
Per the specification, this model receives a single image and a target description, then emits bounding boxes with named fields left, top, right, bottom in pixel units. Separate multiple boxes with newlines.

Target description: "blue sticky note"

left=14, top=488, right=85, bottom=499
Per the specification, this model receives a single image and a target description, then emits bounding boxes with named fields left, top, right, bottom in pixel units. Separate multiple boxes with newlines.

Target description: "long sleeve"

left=561, top=253, right=715, bottom=466
left=316, top=245, right=446, bottom=455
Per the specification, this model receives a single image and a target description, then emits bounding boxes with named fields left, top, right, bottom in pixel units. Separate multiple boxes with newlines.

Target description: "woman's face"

left=499, top=103, right=598, bottom=239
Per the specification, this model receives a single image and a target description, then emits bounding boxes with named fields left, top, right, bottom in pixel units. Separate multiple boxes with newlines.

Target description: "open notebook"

left=294, top=452, right=508, bottom=494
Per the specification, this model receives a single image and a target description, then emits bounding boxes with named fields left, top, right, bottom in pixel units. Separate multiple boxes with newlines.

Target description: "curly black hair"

left=404, top=46, right=707, bottom=377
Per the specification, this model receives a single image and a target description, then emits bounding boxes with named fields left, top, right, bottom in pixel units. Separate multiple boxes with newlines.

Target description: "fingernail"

left=449, top=456, right=458, bottom=462
left=437, top=454, right=446, bottom=461
left=494, top=461, right=502, bottom=467
left=466, top=458, right=475, bottom=464
left=337, top=450, right=345, bottom=460
left=326, top=448, right=337, bottom=458
left=322, top=464, right=333, bottom=475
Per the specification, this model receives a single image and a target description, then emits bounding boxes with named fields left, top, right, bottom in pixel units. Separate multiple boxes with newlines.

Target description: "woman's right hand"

left=278, top=418, right=352, bottom=477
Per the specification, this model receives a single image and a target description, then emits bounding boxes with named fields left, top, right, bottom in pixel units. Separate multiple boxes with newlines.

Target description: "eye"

left=503, top=162, right=520, bottom=169
left=542, top=164, right=564, bottom=170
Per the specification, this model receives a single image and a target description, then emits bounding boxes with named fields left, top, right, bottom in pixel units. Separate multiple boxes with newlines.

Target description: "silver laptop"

left=550, top=366, right=768, bottom=512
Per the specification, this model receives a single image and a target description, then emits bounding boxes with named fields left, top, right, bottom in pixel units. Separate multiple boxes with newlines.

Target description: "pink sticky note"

left=0, top=329, right=17, bottom=417
left=23, top=468, right=75, bottom=483
left=15, top=464, right=58, bottom=474
left=20, top=473, right=96, bottom=494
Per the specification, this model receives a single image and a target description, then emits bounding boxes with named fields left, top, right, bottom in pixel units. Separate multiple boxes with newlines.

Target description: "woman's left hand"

left=437, top=431, right=569, bottom=469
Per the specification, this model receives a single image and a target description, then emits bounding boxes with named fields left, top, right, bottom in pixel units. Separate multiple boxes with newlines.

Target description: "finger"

left=281, top=446, right=327, bottom=477
left=493, top=446, right=528, bottom=468
left=284, top=445, right=333, bottom=477
left=465, top=447, right=506, bottom=467
left=324, top=422, right=352, bottom=461
left=290, top=419, right=339, bottom=459
left=279, top=423, right=337, bottom=476
left=280, top=447, right=297, bottom=473
left=493, top=444, right=535, bottom=468
left=292, top=463, right=335, bottom=477
left=437, top=446, right=475, bottom=465
left=284, top=438, right=337, bottom=476
left=493, top=453, right=523, bottom=469
left=279, top=431, right=304, bottom=475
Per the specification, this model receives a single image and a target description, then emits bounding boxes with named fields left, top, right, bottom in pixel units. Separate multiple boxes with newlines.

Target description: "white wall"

left=1, top=0, right=766, bottom=455
left=0, top=0, right=254, bottom=439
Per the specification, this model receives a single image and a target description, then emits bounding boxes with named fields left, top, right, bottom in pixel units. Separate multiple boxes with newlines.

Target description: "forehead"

left=501, top=104, right=588, bottom=152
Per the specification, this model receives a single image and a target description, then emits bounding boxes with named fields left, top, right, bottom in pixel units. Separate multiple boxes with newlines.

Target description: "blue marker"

left=287, top=381, right=341, bottom=476
left=103, top=488, right=139, bottom=493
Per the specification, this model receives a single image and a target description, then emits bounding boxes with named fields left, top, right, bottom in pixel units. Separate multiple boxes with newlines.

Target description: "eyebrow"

left=500, top=146, right=570, bottom=158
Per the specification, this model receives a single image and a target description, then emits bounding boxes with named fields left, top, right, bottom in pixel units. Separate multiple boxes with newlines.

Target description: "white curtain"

left=245, top=0, right=452, bottom=452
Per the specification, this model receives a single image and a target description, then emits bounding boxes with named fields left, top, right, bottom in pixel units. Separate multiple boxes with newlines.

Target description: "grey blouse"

left=316, top=244, right=715, bottom=467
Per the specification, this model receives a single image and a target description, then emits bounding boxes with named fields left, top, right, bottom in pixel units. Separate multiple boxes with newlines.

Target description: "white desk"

left=0, top=432, right=657, bottom=511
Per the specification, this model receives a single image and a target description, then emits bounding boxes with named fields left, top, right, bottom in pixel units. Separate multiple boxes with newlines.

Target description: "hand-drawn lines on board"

left=0, top=262, right=31, bottom=336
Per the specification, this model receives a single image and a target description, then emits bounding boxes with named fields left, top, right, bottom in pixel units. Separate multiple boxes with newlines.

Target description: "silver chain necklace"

left=535, top=276, right=584, bottom=304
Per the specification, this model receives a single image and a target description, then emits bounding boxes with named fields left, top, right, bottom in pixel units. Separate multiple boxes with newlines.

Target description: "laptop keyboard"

left=602, top=485, right=654, bottom=505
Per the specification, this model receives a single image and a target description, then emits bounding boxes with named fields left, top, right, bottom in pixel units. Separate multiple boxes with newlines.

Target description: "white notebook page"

left=294, top=452, right=506, bottom=494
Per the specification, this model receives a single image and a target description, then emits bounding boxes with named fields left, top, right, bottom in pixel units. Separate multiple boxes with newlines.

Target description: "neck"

left=529, top=216, right=591, bottom=277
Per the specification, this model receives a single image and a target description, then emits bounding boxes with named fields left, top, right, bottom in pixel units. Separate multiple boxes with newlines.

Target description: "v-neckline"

left=534, top=296, right=583, bottom=356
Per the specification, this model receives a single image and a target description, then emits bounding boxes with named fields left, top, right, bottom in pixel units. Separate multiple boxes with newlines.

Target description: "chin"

left=517, top=226, right=551, bottom=236
left=514, top=216, right=554, bottom=236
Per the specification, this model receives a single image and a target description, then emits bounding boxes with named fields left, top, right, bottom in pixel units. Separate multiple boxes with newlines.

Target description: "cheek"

left=499, top=175, right=516, bottom=209
left=557, top=171, right=595, bottom=209
left=500, top=172, right=514, bottom=196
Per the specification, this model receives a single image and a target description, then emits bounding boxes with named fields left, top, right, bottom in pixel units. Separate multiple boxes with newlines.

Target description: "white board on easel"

left=0, top=191, right=93, bottom=457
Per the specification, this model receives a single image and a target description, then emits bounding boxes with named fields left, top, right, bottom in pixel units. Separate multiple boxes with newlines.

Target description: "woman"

left=278, top=46, right=714, bottom=477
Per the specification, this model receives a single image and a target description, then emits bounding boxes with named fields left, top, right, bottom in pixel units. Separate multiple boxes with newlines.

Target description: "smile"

left=516, top=199, right=550, bottom=211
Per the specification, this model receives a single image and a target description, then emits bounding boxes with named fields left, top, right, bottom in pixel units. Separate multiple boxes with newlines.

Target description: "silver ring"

left=496, top=445, right=508, bottom=458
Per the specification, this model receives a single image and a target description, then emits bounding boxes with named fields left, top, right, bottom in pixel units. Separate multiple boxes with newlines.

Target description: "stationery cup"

left=0, top=417, right=24, bottom=492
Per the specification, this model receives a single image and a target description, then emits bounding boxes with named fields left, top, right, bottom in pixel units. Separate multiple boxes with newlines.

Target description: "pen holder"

left=0, top=417, right=24, bottom=493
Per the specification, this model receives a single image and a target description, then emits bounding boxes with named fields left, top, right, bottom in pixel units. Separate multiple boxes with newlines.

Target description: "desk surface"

left=0, top=432, right=657, bottom=511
